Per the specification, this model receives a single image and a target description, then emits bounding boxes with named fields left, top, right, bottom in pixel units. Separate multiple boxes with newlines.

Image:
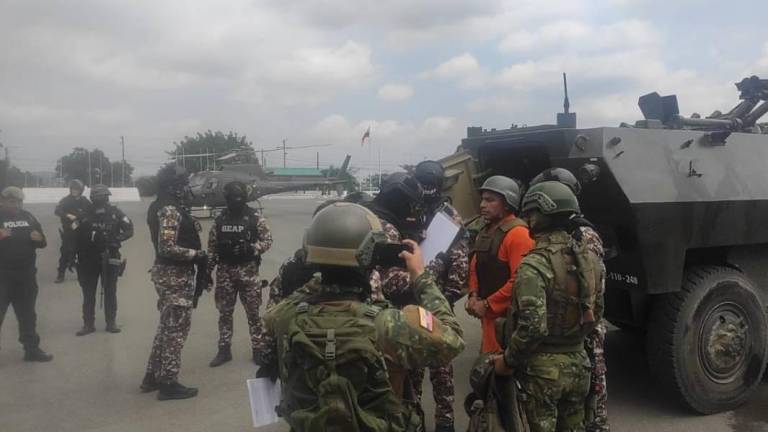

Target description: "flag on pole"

left=361, top=126, right=371, bottom=146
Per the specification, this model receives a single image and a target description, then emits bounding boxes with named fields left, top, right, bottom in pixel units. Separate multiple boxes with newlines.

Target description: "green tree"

left=6, top=165, right=42, bottom=187
left=54, top=148, right=134, bottom=187
left=167, top=130, right=253, bottom=174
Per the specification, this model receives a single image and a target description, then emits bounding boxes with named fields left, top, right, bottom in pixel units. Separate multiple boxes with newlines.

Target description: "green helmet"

left=479, top=175, right=521, bottom=211
left=522, top=180, right=580, bottom=215
left=0, top=186, right=24, bottom=201
left=304, top=202, right=388, bottom=269
left=90, top=184, right=111, bottom=200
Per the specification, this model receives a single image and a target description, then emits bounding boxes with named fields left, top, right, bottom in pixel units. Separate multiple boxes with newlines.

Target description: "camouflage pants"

left=585, top=322, right=609, bottom=432
left=145, top=265, right=195, bottom=382
left=215, top=261, right=262, bottom=349
left=519, top=351, right=591, bottom=432
left=410, top=364, right=455, bottom=428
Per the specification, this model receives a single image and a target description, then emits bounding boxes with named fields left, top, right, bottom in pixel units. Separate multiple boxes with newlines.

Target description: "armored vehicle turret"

left=442, top=76, right=768, bottom=414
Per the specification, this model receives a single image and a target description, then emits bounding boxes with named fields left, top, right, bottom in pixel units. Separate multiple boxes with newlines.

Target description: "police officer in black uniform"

left=0, top=186, right=53, bottom=362
left=54, top=179, right=91, bottom=283
left=74, top=184, right=134, bottom=336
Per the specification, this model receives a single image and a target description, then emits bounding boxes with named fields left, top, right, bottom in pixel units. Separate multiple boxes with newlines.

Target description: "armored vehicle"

left=442, top=75, right=768, bottom=414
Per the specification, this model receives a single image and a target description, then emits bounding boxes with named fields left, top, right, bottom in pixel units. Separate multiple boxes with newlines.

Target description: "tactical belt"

left=535, top=342, right=585, bottom=354
left=154, top=257, right=195, bottom=267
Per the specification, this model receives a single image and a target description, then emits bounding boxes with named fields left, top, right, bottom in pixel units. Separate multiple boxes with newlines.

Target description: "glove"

left=194, top=250, right=208, bottom=264
left=232, top=241, right=255, bottom=258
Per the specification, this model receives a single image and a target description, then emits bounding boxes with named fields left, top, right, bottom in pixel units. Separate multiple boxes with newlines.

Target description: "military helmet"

left=469, top=352, right=496, bottom=397
left=69, top=179, right=85, bottom=192
left=530, top=167, right=581, bottom=195
left=304, top=202, right=388, bottom=269
left=479, top=175, right=521, bottom=211
left=223, top=181, right=248, bottom=200
left=90, top=184, right=111, bottom=200
left=156, top=164, right=189, bottom=189
left=522, top=180, right=580, bottom=215
left=0, top=186, right=24, bottom=201
left=414, top=160, right=445, bottom=197
left=379, top=172, right=423, bottom=203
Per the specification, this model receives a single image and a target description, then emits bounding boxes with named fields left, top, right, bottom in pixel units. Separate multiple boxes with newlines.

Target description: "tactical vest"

left=0, top=209, right=40, bottom=270
left=472, top=217, right=526, bottom=298
left=147, top=199, right=201, bottom=266
left=521, top=231, right=601, bottom=350
left=214, top=207, right=261, bottom=265
left=276, top=299, right=422, bottom=432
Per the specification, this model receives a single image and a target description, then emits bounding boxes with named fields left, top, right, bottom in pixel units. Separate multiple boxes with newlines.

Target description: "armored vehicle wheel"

left=646, top=266, right=768, bottom=414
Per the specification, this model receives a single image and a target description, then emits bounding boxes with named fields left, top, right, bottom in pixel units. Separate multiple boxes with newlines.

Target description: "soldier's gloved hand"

left=255, top=363, right=279, bottom=383
left=194, top=250, right=208, bottom=264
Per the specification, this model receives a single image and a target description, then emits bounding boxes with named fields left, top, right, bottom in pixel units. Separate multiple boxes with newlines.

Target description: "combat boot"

left=209, top=345, right=232, bottom=367
left=76, top=324, right=96, bottom=336
left=54, top=270, right=65, bottom=283
left=140, top=372, right=159, bottom=393
left=157, top=380, right=198, bottom=401
left=24, top=347, right=53, bottom=362
left=105, top=322, right=121, bottom=333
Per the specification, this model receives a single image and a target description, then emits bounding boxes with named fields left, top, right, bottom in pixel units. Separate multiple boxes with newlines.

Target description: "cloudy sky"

left=2, top=0, right=767, bottom=177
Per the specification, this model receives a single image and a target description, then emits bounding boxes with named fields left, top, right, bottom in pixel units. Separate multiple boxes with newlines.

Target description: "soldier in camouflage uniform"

left=207, top=181, right=272, bottom=367
left=531, top=168, right=609, bottom=432
left=261, top=202, right=465, bottom=432
left=408, top=160, right=469, bottom=432
left=492, top=181, right=603, bottom=432
left=140, top=164, right=208, bottom=400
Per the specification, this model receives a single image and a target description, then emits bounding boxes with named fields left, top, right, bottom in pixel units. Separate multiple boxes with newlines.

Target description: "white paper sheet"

left=247, top=378, right=282, bottom=428
left=420, top=210, right=461, bottom=265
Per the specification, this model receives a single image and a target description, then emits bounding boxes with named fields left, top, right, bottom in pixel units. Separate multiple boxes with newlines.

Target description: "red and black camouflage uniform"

left=408, top=203, right=468, bottom=432
left=573, top=225, right=609, bottom=432
left=145, top=205, right=201, bottom=383
left=207, top=207, right=272, bottom=353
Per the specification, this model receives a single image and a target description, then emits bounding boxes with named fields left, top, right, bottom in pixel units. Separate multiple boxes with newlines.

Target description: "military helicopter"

left=187, top=149, right=351, bottom=217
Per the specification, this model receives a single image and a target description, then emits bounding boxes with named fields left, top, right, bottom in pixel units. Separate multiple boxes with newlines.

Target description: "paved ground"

left=0, top=197, right=766, bottom=432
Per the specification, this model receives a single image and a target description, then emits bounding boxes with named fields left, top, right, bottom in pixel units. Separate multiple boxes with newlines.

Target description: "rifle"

left=193, top=254, right=209, bottom=308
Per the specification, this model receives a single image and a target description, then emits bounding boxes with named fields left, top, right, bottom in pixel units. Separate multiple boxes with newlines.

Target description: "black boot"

left=54, top=270, right=65, bottom=283
left=435, top=423, right=455, bottom=432
left=157, top=380, right=198, bottom=401
left=140, top=372, right=159, bottom=393
left=76, top=324, right=96, bottom=336
left=106, top=322, right=121, bottom=333
left=24, top=347, right=53, bottom=362
left=209, top=346, right=232, bottom=367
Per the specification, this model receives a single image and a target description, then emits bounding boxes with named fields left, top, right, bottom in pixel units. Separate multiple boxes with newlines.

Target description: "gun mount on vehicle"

left=442, top=76, right=768, bottom=415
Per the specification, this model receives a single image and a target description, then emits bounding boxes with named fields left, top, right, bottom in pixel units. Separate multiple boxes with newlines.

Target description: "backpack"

left=276, top=300, right=420, bottom=432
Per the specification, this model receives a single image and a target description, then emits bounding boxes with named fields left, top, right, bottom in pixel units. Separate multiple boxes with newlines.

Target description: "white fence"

left=21, top=188, right=141, bottom=204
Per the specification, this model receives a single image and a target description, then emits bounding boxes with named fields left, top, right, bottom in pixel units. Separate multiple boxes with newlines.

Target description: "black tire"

left=646, top=265, right=768, bottom=414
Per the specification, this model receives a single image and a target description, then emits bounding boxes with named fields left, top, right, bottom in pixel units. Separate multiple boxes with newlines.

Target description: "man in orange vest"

left=466, top=176, right=534, bottom=353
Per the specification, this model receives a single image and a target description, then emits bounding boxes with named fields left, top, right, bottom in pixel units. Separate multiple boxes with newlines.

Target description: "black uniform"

left=0, top=208, right=47, bottom=351
left=55, top=195, right=92, bottom=274
left=75, top=204, right=133, bottom=328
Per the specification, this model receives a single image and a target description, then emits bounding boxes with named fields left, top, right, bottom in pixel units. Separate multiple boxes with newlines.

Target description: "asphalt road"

left=1, top=197, right=766, bottom=432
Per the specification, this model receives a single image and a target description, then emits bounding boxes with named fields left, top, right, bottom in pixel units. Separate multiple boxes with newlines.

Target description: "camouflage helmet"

left=156, top=164, right=189, bottom=190
left=530, top=167, right=581, bottom=195
left=69, top=179, right=85, bottom=192
left=304, top=202, right=388, bottom=269
left=414, top=160, right=445, bottom=197
left=479, top=175, right=521, bottom=211
left=469, top=352, right=496, bottom=397
left=522, top=180, right=580, bottom=215
left=90, top=184, right=111, bottom=200
left=0, top=186, right=24, bottom=201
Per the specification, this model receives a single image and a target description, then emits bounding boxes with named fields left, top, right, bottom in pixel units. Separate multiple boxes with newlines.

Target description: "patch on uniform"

left=418, top=306, right=434, bottom=332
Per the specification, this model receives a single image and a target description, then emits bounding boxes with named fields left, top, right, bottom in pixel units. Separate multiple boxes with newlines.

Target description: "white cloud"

left=421, top=53, right=488, bottom=89
left=377, top=83, right=414, bottom=101
left=499, top=19, right=659, bottom=53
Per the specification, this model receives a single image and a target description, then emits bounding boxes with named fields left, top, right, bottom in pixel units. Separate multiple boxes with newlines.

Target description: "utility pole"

left=87, top=150, right=92, bottom=186
left=316, top=152, right=319, bottom=170
left=282, top=138, right=287, bottom=168
left=121, top=136, right=125, bottom=187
